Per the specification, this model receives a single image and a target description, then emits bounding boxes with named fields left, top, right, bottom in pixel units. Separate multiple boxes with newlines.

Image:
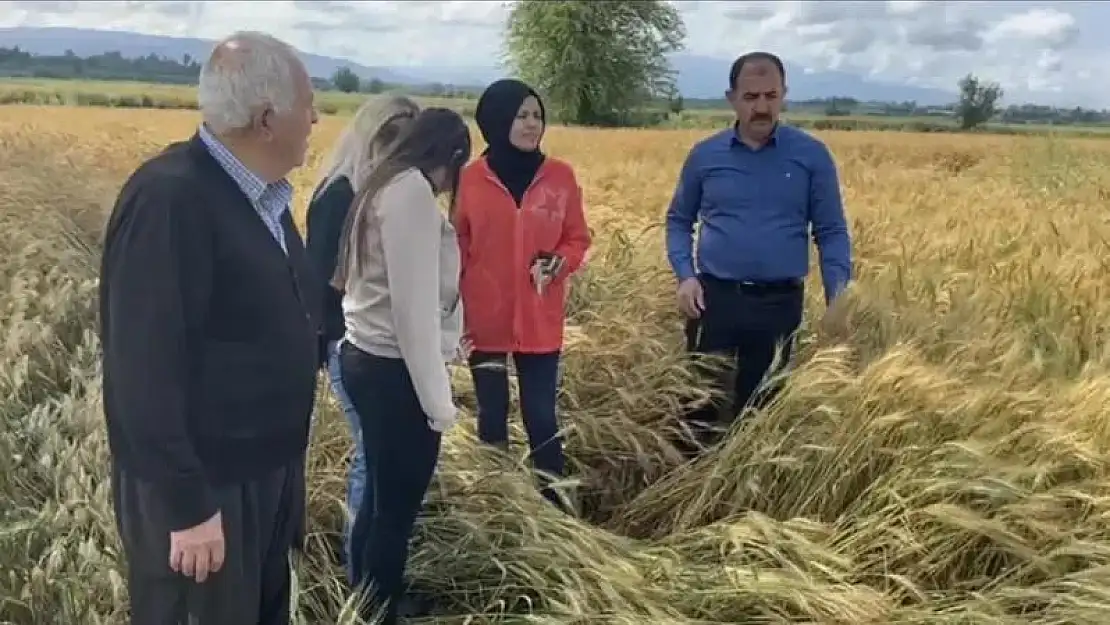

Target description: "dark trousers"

left=340, top=342, right=442, bottom=625
left=468, top=351, right=564, bottom=505
left=111, top=460, right=305, bottom=625
left=682, top=274, right=805, bottom=447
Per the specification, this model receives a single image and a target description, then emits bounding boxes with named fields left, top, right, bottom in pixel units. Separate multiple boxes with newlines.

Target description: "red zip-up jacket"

left=454, top=156, right=591, bottom=354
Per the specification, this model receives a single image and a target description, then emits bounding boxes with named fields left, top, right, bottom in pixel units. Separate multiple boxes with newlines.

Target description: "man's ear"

left=253, top=106, right=274, bottom=140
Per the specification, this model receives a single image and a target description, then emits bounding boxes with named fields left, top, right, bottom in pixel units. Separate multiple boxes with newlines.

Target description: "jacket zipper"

left=483, top=164, right=545, bottom=352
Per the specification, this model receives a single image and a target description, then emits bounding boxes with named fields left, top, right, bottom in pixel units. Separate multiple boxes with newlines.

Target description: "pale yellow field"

left=4, top=103, right=1110, bottom=624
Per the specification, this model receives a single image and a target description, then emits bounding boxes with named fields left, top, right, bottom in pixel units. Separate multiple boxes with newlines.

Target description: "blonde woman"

left=304, top=95, right=419, bottom=577
left=334, top=107, right=471, bottom=624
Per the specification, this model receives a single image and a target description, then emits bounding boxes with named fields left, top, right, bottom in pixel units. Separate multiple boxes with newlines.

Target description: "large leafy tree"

left=955, top=73, right=1003, bottom=130
left=504, top=0, right=686, bottom=126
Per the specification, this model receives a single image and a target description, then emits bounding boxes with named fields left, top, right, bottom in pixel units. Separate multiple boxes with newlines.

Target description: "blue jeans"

left=327, top=340, right=368, bottom=577
left=468, top=351, right=565, bottom=506
left=340, top=343, right=442, bottom=624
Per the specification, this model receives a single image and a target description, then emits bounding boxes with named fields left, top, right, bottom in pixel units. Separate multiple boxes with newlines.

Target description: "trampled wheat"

left=4, top=104, right=1110, bottom=624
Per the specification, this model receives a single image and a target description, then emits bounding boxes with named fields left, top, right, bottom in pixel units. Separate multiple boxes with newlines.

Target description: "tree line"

left=3, top=0, right=1108, bottom=130
left=0, top=46, right=200, bottom=84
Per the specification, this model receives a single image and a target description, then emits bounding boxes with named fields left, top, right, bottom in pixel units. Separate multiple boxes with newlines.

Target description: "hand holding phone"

left=530, top=252, right=565, bottom=295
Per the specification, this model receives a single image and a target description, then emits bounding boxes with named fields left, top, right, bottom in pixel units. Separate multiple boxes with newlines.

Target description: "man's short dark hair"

left=728, top=52, right=786, bottom=90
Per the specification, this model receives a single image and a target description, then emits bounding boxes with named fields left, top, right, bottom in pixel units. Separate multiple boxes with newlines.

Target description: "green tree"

left=955, top=73, right=1003, bottom=130
left=332, top=66, right=360, bottom=93
left=504, top=0, right=686, bottom=126
left=363, top=77, right=386, bottom=94
left=668, top=93, right=684, bottom=116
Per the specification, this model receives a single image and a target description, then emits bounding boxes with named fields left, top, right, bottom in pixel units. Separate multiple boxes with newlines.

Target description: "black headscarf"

left=475, top=78, right=546, bottom=206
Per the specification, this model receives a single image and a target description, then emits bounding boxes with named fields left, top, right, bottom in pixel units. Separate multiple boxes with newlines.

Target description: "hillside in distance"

left=0, top=26, right=957, bottom=105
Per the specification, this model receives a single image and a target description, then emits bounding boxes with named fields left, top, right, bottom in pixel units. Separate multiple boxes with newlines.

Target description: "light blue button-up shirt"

left=198, top=123, right=294, bottom=254
left=665, top=123, right=852, bottom=304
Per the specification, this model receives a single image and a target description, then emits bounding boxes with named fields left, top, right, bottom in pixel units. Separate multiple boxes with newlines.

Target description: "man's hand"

left=676, top=277, right=705, bottom=319
left=169, top=511, right=225, bottom=583
left=817, top=295, right=852, bottom=343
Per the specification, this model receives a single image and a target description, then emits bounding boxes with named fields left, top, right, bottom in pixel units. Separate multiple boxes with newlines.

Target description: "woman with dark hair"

left=454, top=79, right=591, bottom=509
left=333, top=106, right=472, bottom=624
left=304, top=94, right=419, bottom=579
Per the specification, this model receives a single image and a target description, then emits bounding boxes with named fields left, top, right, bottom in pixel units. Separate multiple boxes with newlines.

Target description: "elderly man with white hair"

left=98, top=31, right=320, bottom=625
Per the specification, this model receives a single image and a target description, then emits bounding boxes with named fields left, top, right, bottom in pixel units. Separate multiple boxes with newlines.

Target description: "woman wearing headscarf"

left=304, top=95, right=419, bottom=576
left=454, top=79, right=592, bottom=509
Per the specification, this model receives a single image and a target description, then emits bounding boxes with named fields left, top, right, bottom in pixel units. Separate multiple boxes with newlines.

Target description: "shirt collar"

left=729, top=120, right=781, bottom=149
left=197, top=123, right=293, bottom=206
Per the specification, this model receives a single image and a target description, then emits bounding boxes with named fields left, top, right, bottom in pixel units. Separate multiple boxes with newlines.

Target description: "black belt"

left=701, top=274, right=803, bottom=294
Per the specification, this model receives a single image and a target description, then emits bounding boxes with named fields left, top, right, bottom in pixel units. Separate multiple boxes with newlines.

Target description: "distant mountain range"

left=0, top=27, right=958, bottom=105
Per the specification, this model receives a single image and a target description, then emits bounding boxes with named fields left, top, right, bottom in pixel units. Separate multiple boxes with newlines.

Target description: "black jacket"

left=98, top=133, right=323, bottom=532
left=305, top=175, right=355, bottom=346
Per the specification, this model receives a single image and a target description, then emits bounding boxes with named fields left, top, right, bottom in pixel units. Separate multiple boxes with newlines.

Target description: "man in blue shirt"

left=665, top=51, right=852, bottom=452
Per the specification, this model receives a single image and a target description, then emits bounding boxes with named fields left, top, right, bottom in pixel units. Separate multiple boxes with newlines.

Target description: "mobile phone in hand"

left=530, top=258, right=547, bottom=294
left=531, top=252, right=564, bottom=295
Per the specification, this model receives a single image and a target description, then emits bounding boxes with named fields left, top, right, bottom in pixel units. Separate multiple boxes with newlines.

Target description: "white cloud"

left=681, top=0, right=1095, bottom=106
left=0, top=0, right=1104, bottom=107
left=983, top=8, right=1079, bottom=49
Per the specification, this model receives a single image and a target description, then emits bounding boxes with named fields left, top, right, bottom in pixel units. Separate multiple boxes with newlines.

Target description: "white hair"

left=198, top=31, right=303, bottom=134
left=312, top=95, right=420, bottom=198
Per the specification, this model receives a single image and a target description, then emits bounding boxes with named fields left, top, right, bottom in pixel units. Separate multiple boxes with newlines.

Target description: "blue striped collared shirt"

left=198, top=123, right=294, bottom=254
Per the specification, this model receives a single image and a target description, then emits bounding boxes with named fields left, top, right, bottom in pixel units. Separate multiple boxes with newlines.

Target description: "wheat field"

left=4, top=103, right=1110, bottom=624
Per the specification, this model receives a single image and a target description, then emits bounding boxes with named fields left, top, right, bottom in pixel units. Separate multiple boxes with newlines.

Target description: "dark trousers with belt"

left=468, top=350, right=565, bottom=507
left=340, top=342, right=442, bottom=625
left=682, top=274, right=805, bottom=447
left=111, top=459, right=305, bottom=625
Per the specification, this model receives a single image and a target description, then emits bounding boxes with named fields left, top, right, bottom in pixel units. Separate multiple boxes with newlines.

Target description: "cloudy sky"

left=0, top=1, right=1104, bottom=107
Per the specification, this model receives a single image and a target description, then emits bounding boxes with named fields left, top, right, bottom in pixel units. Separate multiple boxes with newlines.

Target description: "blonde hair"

left=312, top=95, right=420, bottom=199
left=332, top=107, right=472, bottom=291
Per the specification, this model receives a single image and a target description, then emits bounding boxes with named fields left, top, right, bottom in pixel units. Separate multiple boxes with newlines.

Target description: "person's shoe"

left=395, top=593, right=434, bottom=618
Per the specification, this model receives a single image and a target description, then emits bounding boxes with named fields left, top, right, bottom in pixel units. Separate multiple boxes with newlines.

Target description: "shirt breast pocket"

left=773, top=160, right=811, bottom=219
